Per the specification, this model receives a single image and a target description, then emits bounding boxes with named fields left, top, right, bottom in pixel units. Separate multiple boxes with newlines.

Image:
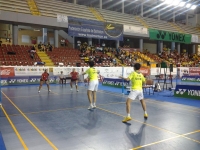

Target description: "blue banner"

left=174, top=84, right=200, bottom=100
left=102, top=78, right=129, bottom=88
left=1, top=76, right=57, bottom=86
left=181, top=76, right=200, bottom=82
left=68, top=16, right=123, bottom=41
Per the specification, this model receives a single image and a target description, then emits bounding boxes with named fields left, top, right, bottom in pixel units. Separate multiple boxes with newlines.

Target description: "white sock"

left=90, top=103, right=93, bottom=107
left=144, top=111, right=147, bottom=114
left=93, top=103, right=96, bottom=106
left=127, top=114, right=130, bottom=117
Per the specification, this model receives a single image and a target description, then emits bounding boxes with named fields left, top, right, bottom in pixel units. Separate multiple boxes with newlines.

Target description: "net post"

left=122, top=66, right=124, bottom=94
left=0, top=65, right=1, bottom=106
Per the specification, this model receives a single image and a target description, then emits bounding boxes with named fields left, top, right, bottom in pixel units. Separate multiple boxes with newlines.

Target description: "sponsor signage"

left=189, top=67, right=200, bottom=76
left=174, top=85, right=200, bottom=100
left=0, top=67, right=15, bottom=77
left=149, top=29, right=191, bottom=44
left=181, top=76, right=200, bottom=82
left=57, top=14, right=68, bottom=23
left=68, top=16, right=123, bottom=41
left=123, top=25, right=148, bottom=36
left=102, top=78, right=129, bottom=88
left=191, top=34, right=199, bottom=43
left=1, top=76, right=57, bottom=86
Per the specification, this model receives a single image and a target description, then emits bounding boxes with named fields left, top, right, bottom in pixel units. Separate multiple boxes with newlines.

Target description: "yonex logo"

left=157, top=30, right=166, bottom=39
left=176, top=89, right=187, bottom=95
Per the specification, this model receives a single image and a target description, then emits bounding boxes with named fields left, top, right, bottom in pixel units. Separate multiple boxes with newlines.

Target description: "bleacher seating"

left=0, top=44, right=41, bottom=66
left=46, top=48, right=110, bottom=67
left=177, top=23, right=200, bottom=35
left=96, top=8, right=142, bottom=26
left=35, top=0, right=96, bottom=20
left=0, top=0, right=31, bottom=14
left=142, top=17, right=178, bottom=32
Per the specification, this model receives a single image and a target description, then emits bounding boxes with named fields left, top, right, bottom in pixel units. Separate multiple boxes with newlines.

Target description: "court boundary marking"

left=131, top=130, right=200, bottom=150
left=1, top=87, right=200, bottom=149
left=97, top=90, right=200, bottom=113
left=0, top=105, right=28, bottom=150
left=96, top=106, right=200, bottom=146
left=1, top=91, right=58, bottom=150
left=8, top=102, right=126, bottom=116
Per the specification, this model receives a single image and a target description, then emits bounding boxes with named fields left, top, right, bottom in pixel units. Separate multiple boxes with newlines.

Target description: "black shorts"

left=40, top=79, right=48, bottom=82
left=71, top=79, right=77, bottom=82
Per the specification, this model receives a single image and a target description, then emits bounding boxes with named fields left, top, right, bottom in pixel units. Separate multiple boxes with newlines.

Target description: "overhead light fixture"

left=172, top=0, right=180, bottom=6
left=186, top=3, right=192, bottom=8
left=191, top=5, right=197, bottom=10
left=164, top=0, right=173, bottom=4
left=178, top=1, right=186, bottom=7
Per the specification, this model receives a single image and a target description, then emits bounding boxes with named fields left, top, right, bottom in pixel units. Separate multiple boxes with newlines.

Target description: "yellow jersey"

left=85, top=68, right=98, bottom=81
left=128, top=71, right=145, bottom=90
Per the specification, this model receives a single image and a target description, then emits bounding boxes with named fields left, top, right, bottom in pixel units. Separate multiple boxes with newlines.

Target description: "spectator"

left=65, top=39, right=69, bottom=47
left=59, top=71, right=65, bottom=84
left=0, top=38, right=2, bottom=47
left=46, top=42, right=53, bottom=51
left=61, top=39, right=65, bottom=47
left=77, top=39, right=81, bottom=50
left=38, top=42, right=42, bottom=50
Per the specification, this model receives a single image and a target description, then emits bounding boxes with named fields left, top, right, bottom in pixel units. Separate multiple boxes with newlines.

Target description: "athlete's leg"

left=139, top=91, right=148, bottom=118
left=140, top=99, right=148, bottom=118
left=75, top=80, right=78, bottom=91
left=38, top=80, right=43, bottom=92
left=46, top=81, right=50, bottom=92
left=70, top=80, right=73, bottom=89
left=92, top=81, right=98, bottom=108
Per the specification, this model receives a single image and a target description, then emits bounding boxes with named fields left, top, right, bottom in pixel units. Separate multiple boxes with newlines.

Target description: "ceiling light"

left=178, top=1, right=186, bottom=7
left=172, top=0, right=180, bottom=6
left=164, top=0, right=173, bottom=4
left=186, top=3, right=192, bottom=8
left=191, top=5, right=197, bottom=10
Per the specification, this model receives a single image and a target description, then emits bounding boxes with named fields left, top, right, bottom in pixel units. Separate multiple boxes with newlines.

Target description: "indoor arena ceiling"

left=73, top=0, right=200, bottom=21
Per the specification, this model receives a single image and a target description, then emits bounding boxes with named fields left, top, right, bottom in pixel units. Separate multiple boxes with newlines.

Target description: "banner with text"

left=68, top=16, right=123, bottom=41
left=123, top=25, right=148, bottom=36
left=1, top=76, right=57, bottom=86
left=174, top=85, right=200, bottom=100
left=102, top=78, right=129, bottom=88
left=149, top=29, right=191, bottom=44
left=181, top=76, right=200, bottom=83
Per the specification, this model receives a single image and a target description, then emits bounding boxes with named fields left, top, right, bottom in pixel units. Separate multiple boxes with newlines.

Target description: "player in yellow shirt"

left=119, top=63, right=148, bottom=123
left=82, top=61, right=99, bottom=110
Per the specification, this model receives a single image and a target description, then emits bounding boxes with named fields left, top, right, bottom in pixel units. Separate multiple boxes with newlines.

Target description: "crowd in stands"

left=1, top=37, right=200, bottom=67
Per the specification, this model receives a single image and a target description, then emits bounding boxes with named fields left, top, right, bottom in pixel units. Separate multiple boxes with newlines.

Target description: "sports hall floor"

left=0, top=83, right=200, bottom=150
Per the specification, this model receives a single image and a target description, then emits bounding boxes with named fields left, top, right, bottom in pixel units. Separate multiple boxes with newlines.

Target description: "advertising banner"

left=189, top=67, right=200, bottom=76
left=149, top=29, right=191, bottom=44
left=123, top=25, right=148, bottom=36
left=151, top=68, right=177, bottom=76
left=181, top=76, right=200, bottom=83
left=1, top=76, right=57, bottom=86
left=14, top=66, right=49, bottom=76
left=57, top=14, right=68, bottom=23
left=53, top=67, right=134, bottom=79
left=0, top=67, right=15, bottom=77
left=7, top=77, right=29, bottom=85
left=68, top=16, right=123, bottom=41
left=102, top=78, right=129, bottom=88
left=191, top=34, right=199, bottom=43
left=174, top=85, right=200, bottom=100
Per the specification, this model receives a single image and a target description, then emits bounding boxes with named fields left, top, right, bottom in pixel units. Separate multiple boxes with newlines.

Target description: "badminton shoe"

left=122, top=116, right=132, bottom=123
left=144, top=113, right=148, bottom=118
left=93, top=104, right=96, bottom=108
left=88, top=105, right=93, bottom=110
